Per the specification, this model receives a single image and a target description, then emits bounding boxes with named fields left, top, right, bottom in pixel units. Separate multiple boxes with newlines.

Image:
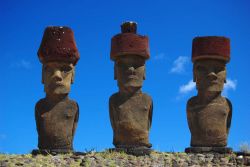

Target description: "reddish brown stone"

left=121, top=21, right=137, bottom=33
left=192, top=36, right=230, bottom=62
left=110, top=22, right=150, bottom=61
left=38, top=26, right=80, bottom=65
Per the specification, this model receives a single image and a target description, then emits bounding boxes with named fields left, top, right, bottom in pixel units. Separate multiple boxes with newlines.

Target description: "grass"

left=97, top=150, right=129, bottom=159
left=239, top=142, right=250, bottom=153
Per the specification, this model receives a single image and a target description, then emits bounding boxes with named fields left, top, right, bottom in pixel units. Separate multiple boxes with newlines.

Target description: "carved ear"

left=224, top=71, right=227, bottom=83
left=42, top=65, right=45, bottom=84
left=114, top=64, right=117, bottom=80
left=143, top=67, right=146, bottom=80
left=71, top=68, right=75, bottom=84
left=193, top=66, right=196, bottom=82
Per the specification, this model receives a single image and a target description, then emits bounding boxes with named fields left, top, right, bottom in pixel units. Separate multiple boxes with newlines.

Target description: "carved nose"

left=52, top=70, right=63, bottom=81
left=208, top=72, right=217, bottom=80
left=128, top=67, right=135, bottom=71
left=128, top=67, right=135, bottom=74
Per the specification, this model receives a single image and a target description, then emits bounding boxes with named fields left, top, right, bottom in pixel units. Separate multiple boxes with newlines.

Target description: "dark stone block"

left=31, top=149, right=73, bottom=155
left=108, top=147, right=152, bottom=156
left=185, top=147, right=233, bottom=154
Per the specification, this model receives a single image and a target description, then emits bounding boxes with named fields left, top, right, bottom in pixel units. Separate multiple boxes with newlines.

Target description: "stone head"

left=194, top=59, right=226, bottom=92
left=115, top=55, right=146, bottom=88
left=110, top=22, right=150, bottom=89
left=42, top=61, right=75, bottom=95
left=38, top=26, right=79, bottom=95
left=192, top=36, right=230, bottom=92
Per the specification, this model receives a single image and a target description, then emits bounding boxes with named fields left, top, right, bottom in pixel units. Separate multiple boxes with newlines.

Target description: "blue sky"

left=0, top=0, right=250, bottom=154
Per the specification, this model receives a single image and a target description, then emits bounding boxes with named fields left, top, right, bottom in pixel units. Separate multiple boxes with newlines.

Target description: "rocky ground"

left=0, top=151, right=250, bottom=167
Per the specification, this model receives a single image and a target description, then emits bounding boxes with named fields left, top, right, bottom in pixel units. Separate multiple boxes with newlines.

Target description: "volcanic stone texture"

left=1, top=152, right=250, bottom=166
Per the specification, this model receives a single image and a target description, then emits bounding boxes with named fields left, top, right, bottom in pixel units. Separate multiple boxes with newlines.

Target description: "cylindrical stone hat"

left=192, top=36, right=230, bottom=63
left=38, top=26, right=80, bottom=65
left=110, top=21, right=150, bottom=61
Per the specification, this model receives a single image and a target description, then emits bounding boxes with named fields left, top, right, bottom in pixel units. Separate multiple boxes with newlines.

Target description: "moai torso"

left=35, top=97, right=79, bottom=150
left=109, top=92, right=153, bottom=147
left=187, top=96, right=232, bottom=147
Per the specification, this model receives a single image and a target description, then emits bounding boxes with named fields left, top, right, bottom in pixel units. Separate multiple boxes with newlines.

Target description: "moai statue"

left=33, top=26, right=80, bottom=154
left=185, top=36, right=232, bottom=153
left=109, top=22, right=153, bottom=156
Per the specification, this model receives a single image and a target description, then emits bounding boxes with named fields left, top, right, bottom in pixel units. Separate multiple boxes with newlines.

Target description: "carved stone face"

left=115, top=55, right=145, bottom=88
left=43, top=62, right=74, bottom=95
left=194, top=59, right=226, bottom=92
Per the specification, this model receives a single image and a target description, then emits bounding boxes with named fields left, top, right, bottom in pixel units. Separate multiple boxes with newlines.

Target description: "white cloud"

left=170, top=56, right=188, bottom=73
left=153, top=53, right=165, bottom=60
left=179, top=80, right=196, bottom=94
left=224, top=79, right=237, bottom=90
left=10, top=59, right=32, bottom=69
left=178, top=78, right=237, bottom=96
left=223, top=79, right=237, bottom=96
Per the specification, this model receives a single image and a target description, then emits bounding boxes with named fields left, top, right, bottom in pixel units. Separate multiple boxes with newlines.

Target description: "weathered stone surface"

left=109, top=91, right=153, bottom=149
left=35, top=26, right=80, bottom=153
left=2, top=152, right=247, bottom=167
left=109, top=147, right=152, bottom=156
left=109, top=22, right=153, bottom=151
left=185, top=147, right=232, bottom=154
left=186, top=36, right=232, bottom=152
left=38, top=26, right=80, bottom=65
left=35, top=96, right=79, bottom=152
left=110, top=22, right=149, bottom=61
left=192, top=36, right=230, bottom=62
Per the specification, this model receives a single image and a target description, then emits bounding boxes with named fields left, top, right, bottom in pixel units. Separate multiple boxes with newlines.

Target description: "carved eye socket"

left=196, top=65, right=206, bottom=72
left=133, top=62, right=144, bottom=69
left=214, top=66, right=225, bottom=74
left=124, top=63, right=143, bottom=70
left=61, top=66, right=72, bottom=73
left=116, top=58, right=145, bottom=71
left=44, top=66, right=53, bottom=73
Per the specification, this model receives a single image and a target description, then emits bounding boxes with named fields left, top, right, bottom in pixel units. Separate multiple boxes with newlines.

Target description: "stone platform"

left=31, top=149, right=73, bottom=155
left=108, top=147, right=152, bottom=156
left=185, top=147, right=233, bottom=154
